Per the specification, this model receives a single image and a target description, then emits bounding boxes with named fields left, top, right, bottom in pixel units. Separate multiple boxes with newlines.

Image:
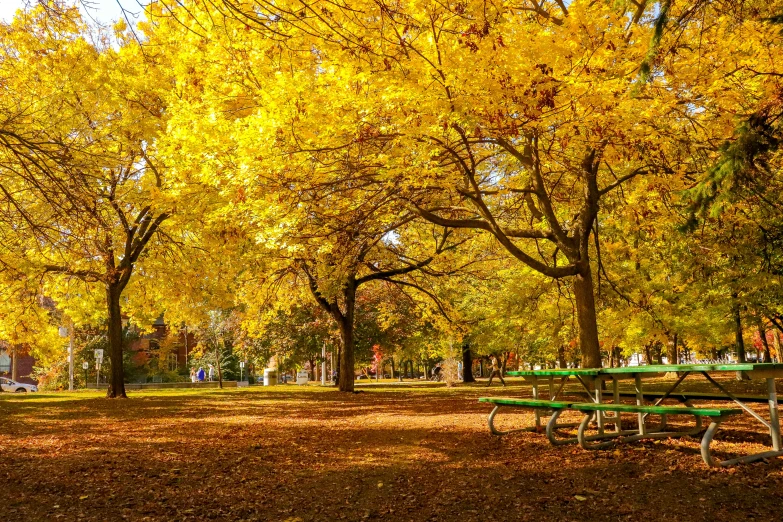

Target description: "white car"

left=0, top=377, right=38, bottom=393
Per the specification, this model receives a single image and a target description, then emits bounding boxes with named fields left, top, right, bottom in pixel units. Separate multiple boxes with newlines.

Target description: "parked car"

left=0, top=377, right=38, bottom=393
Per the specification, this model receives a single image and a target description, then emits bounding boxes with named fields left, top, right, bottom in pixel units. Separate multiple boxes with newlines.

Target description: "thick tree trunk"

left=572, top=266, right=601, bottom=368
left=759, top=324, right=772, bottom=362
left=337, top=285, right=356, bottom=392
left=106, top=284, right=127, bottom=398
left=733, top=299, right=746, bottom=363
left=390, top=358, right=395, bottom=379
left=557, top=345, right=567, bottom=369
left=668, top=333, right=678, bottom=365
left=461, top=342, right=475, bottom=383
left=643, top=342, right=652, bottom=365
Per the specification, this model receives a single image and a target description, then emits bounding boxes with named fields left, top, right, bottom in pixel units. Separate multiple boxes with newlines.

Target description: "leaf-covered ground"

left=2, top=377, right=783, bottom=521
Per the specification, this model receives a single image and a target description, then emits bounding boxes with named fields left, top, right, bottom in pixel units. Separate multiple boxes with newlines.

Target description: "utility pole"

left=69, top=322, right=74, bottom=391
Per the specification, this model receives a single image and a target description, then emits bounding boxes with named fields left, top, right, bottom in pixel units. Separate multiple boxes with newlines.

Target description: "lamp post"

left=239, top=360, right=245, bottom=382
left=82, top=361, right=88, bottom=388
left=58, top=323, right=74, bottom=391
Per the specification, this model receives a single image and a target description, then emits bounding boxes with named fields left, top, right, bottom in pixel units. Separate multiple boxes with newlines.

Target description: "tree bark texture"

left=572, top=267, right=601, bottom=368
left=759, top=324, right=772, bottom=362
left=337, top=284, right=356, bottom=392
left=106, top=283, right=127, bottom=398
left=668, top=333, right=678, bottom=364
left=733, top=299, right=746, bottom=363
left=461, top=342, right=475, bottom=383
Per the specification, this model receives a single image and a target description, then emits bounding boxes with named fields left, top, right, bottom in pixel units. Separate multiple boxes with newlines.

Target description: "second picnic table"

left=484, top=363, right=783, bottom=466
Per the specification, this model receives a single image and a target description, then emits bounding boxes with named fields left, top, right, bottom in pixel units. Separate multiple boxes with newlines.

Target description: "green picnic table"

left=483, top=363, right=783, bottom=466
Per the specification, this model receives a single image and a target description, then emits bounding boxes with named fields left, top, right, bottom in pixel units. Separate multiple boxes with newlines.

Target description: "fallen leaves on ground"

left=2, top=380, right=783, bottom=521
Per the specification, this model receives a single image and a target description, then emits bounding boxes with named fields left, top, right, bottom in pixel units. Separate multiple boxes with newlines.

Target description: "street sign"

left=82, top=361, right=89, bottom=370
left=94, top=349, right=104, bottom=363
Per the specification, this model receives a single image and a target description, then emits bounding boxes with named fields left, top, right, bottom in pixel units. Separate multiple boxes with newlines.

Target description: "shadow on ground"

left=1, top=383, right=782, bottom=521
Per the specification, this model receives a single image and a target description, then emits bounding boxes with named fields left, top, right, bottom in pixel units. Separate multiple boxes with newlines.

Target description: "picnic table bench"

left=482, top=363, right=783, bottom=467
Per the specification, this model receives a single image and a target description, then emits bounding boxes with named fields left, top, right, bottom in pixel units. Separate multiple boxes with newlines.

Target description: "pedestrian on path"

left=208, top=365, right=215, bottom=382
left=486, top=355, right=506, bottom=387
left=197, top=367, right=205, bottom=382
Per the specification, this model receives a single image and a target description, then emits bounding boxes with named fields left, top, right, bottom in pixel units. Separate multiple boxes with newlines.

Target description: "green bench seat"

left=478, top=397, right=572, bottom=409
left=617, top=390, right=774, bottom=404
left=570, top=402, right=742, bottom=417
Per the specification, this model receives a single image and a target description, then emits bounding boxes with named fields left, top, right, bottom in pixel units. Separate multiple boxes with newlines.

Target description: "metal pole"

left=321, top=342, right=326, bottom=385
left=768, top=378, right=781, bottom=451
left=68, top=322, right=74, bottom=391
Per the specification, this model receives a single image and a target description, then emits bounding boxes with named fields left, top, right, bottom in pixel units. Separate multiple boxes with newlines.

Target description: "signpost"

left=59, top=324, right=74, bottom=391
left=82, top=361, right=88, bottom=387
left=240, top=361, right=245, bottom=382
left=95, top=349, right=103, bottom=387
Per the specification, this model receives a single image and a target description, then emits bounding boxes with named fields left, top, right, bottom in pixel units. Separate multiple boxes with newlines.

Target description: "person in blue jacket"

left=197, top=367, right=206, bottom=382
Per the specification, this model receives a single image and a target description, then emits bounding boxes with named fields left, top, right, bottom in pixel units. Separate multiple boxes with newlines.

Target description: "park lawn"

left=2, top=381, right=783, bottom=521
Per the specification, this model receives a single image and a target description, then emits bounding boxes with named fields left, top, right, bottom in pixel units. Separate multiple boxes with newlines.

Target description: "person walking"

left=208, top=364, right=215, bottom=382
left=190, top=368, right=197, bottom=383
left=486, top=355, right=506, bottom=387
left=197, top=367, right=206, bottom=382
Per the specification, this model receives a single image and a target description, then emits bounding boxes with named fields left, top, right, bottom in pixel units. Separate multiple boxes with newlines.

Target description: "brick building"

left=127, top=315, right=196, bottom=373
left=0, top=344, right=37, bottom=385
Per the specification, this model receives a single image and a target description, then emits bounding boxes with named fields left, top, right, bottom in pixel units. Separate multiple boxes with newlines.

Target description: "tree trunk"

left=501, top=351, right=509, bottom=376
left=215, top=343, right=223, bottom=389
left=557, top=345, right=567, bottom=369
left=643, top=342, right=652, bottom=365
left=106, top=283, right=127, bottom=398
left=733, top=299, right=746, bottom=363
left=461, top=342, right=475, bottom=383
left=654, top=342, right=664, bottom=365
left=668, top=333, right=678, bottom=365
left=759, top=324, right=772, bottom=362
left=337, top=284, right=356, bottom=392
left=572, top=266, right=601, bottom=368
left=390, top=358, right=395, bottom=379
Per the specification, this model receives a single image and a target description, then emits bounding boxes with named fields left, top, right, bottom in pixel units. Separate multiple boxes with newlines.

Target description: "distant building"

left=127, top=315, right=195, bottom=373
left=0, top=343, right=37, bottom=385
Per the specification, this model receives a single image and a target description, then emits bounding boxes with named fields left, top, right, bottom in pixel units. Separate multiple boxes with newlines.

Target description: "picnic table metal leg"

left=532, top=376, right=541, bottom=432
left=487, top=405, right=527, bottom=436
left=613, top=377, right=621, bottom=432
left=595, top=377, right=604, bottom=435
left=635, top=374, right=646, bottom=436
left=699, top=414, right=783, bottom=467
left=767, top=378, right=781, bottom=452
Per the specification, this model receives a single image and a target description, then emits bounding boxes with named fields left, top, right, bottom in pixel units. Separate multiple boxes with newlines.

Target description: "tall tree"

left=0, top=8, right=171, bottom=397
